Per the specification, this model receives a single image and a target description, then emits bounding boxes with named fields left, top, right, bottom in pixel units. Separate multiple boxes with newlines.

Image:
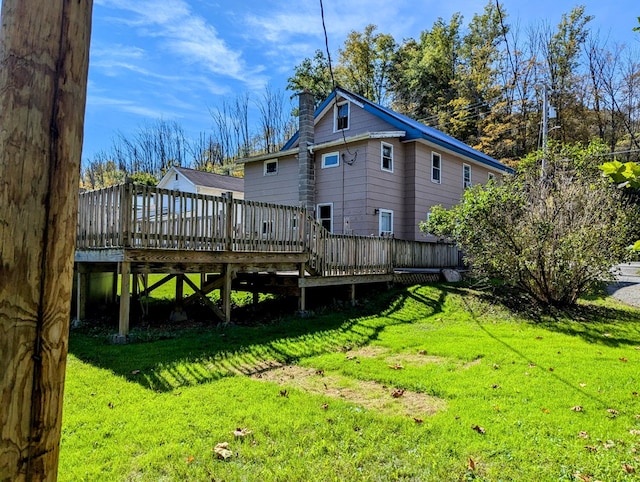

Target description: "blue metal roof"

left=283, top=87, right=513, bottom=173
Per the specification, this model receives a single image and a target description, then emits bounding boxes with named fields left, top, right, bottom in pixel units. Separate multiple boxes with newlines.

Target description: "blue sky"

left=84, top=0, right=640, bottom=162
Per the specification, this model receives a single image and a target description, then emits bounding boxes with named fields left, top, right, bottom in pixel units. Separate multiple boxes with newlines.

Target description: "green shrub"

left=423, top=143, right=636, bottom=307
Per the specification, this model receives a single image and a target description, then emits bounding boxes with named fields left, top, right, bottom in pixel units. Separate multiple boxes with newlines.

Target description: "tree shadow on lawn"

left=69, top=285, right=447, bottom=393
left=460, top=282, right=640, bottom=348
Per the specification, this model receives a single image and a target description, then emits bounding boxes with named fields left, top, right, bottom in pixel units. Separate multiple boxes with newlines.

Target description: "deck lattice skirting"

left=75, top=183, right=459, bottom=335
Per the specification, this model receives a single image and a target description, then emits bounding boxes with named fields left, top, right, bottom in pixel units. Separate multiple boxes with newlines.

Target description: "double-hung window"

left=334, top=102, right=349, bottom=131
left=381, top=142, right=393, bottom=172
left=317, top=203, right=333, bottom=232
left=431, top=152, right=441, bottom=183
left=463, top=164, right=472, bottom=188
left=379, top=209, right=393, bottom=236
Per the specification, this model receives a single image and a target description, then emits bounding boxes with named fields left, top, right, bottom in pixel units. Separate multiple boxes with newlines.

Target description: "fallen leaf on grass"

left=279, top=389, right=288, bottom=398
left=233, top=428, right=252, bottom=438
left=391, top=388, right=405, bottom=398
left=629, top=429, right=640, bottom=436
left=186, top=456, right=195, bottom=464
left=577, top=431, right=589, bottom=439
left=315, top=369, right=325, bottom=376
left=528, top=363, right=536, bottom=368
left=603, top=440, right=615, bottom=449
left=584, top=445, right=598, bottom=452
left=633, top=392, right=638, bottom=397
left=571, top=406, right=583, bottom=412
left=541, top=408, right=550, bottom=414
left=620, top=357, right=628, bottom=362
left=321, top=403, right=329, bottom=410
left=108, top=402, right=114, bottom=409
left=413, top=417, right=423, bottom=424
left=388, top=364, right=404, bottom=370
left=622, top=463, right=635, bottom=474
left=418, top=350, right=427, bottom=355
left=491, top=384, right=500, bottom=389
left=548, top=367, right=554, bottom=372
left=573, top=473, right=591, bottom=482
left=471, top=425, right=486, bottom=435
left=468, top=457, right=476, bottom=471
left=492, top=364, right=500, bottom=370
left=130, top=370, right=141, bottom=375
left=213, top=442, right=233, bottom=460
left=607, top=408, right=619, bottom=417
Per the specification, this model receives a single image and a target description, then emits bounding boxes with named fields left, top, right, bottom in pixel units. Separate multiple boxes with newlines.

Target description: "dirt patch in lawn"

left=252, top=365, right=446, bottom=419
left=344, top=346, right=449, bottom=367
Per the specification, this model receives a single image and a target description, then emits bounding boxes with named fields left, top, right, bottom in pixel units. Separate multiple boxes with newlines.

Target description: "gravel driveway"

left=606, top=262, right=640, bottom=308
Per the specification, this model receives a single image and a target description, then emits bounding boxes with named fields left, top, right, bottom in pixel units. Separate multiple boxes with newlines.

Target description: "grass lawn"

left=60, top=284, right=640, bottom=481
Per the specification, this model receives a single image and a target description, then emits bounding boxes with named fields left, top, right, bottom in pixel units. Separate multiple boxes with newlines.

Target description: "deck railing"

left=77, top=183, right=459, bottom=275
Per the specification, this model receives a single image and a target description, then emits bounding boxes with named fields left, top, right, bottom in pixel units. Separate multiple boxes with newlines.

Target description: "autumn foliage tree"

left=423, top=142, right=637, bottom=308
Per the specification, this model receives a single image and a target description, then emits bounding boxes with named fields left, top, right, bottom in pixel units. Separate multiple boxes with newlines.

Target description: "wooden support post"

left=0, top=1, right=93, bottom=478
left=298, top=262, right=307, bottom=313
left=118, top=262, right=131, bottom=338
left=350, top=284, right=356, bottom=307
left=224, top=191, right=234, bottom=251
left=222, top=265, right=233, bottom=323
left=200, top=272, right=206, bottom=289
left=175, top=274, right=184, bottom=303
left=253, top=290, right=259, bottom=305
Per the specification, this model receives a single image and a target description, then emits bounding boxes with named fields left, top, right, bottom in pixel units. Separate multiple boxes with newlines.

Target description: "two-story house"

left=239, top=87, right=512, bottom=241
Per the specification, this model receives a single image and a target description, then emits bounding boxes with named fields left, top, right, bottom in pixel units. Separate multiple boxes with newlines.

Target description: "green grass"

left=60, top=285, right=640, bottom=481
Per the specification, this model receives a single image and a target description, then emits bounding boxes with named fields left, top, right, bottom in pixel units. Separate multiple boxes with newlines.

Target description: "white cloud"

left=95, top=0, right=259, bottom=83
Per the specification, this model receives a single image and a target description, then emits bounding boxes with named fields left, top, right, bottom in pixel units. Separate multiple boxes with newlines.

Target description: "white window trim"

left=263, top=159, right=278, bottom=176
left=378, top=209, right=393, bottom=236
left=333, top=101, right=350, bottom=132
left=431, top=152, right=442, bottom=184
left=317, top=202, right=333, bottom=233
left=381, top=142, right=394, bottom=172
left=321, top=151, right=340, bottom=169
left=463, top=163, right=472, bottom=188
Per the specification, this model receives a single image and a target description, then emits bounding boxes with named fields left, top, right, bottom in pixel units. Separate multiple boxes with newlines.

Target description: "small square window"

left=263, top=160, right=278, bottom=176
left=335, top=102, right=349, bottom=131
left=322, top=152, right=340, bottom=169
left=381, top=142, right=393, bottom=172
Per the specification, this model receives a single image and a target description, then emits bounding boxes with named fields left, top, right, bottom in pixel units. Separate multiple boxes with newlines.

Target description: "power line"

left=319, top=0, right=355, bottom=159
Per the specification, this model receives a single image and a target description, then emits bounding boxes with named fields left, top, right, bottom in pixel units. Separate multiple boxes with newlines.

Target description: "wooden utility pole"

left=0, top=1, right=93, bottom=480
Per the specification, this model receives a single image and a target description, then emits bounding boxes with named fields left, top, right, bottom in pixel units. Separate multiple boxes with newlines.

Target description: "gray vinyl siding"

left=314, top=101, right=396, bottom=144
left=243, top=155, right=299, bottom=206
left=409, top=142, right=502, bottom=240
left=365, top=139, right=405, bottom=237
left=315, top=140, right=368, bottom=234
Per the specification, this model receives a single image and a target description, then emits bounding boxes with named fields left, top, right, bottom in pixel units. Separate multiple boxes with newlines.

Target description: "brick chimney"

left=298, top=91, right=315, bottom=213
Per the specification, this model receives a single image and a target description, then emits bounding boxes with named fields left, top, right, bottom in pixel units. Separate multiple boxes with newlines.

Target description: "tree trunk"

left=0, top=1, right=93, bottom=480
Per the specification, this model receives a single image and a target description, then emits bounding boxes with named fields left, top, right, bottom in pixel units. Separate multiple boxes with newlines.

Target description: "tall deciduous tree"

left=335, top=24, right=396, bottom=105
left=390, top=14, right=462, bottom=121
left=0, top=0, right=93, bottom=479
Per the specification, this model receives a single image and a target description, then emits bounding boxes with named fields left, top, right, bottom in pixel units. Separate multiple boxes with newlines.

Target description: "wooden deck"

left=75, top=182, right=459, bottom=337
